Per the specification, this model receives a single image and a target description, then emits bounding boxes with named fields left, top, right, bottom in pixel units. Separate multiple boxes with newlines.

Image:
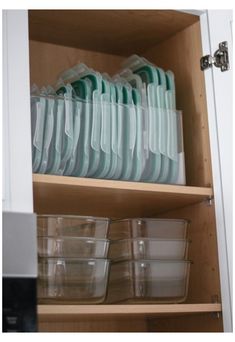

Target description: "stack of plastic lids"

left=106, top=218, right=191, bottom=303
left=31, top=55, right=186, bottom=184
left=37, top=215, right=110, bottom=304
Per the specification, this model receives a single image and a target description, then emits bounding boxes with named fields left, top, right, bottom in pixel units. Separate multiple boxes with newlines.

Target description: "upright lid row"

left=31, top=55, right=186, bottom=184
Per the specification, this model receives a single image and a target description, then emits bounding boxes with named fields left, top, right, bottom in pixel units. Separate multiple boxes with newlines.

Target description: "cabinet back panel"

left=38, top=317, right=148, bottom=332
left=29, top=40, right=125, bottom=88
left=38, top=314, right=222, bottom=332
left=144, top=22, right=213, bottom=187
left=147, top=313, right=223, bottom=332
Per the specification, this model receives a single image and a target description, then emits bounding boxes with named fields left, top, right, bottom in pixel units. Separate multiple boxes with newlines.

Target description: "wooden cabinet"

left=3, top=9, right=232, bottom=332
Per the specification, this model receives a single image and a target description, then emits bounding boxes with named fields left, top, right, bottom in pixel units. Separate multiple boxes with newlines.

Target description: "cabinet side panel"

left=158, top=202, right=221, bottom=304
left=29, top=40, right=125, bottom=87
left=144, top=22, right=212, bottom=187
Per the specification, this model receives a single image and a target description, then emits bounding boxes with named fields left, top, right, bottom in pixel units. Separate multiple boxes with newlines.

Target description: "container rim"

left=110, top=259, right=192, bottom=265
left=38, top=257, right=110, bottom=262
left=110, top=237, right=190, bottom=243
left=38, top=236, right=110, bottom=242
left=37, top=214, right=110, bottom=221
left=110, top=218, right=190, bottom=224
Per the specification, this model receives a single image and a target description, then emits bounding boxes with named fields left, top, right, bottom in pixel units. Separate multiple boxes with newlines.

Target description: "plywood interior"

left=38, top=303, right=222, bottom=317
left=28, top=10, right=198, bottom=56
left=29, top=17, right=211, bottom=187
left=34, top=175, right=220, bottom=303
left=158, top=201, right=221, bottom=304
left=33, top=174, right=213, bottom=218
left=28, top=10, right=222, bottom=332
left=38, top=313, right=223, bottom=333
left=38, top=317, right=148, bottom=332
left=147, top=313, right=223, bottom=332
left=29, top=40, right=125, bottom=88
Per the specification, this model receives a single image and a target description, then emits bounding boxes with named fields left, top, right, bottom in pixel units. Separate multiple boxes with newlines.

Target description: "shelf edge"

left=33, top=174, right=213, bottom=197
left=38, top=303, right=222, bottom=316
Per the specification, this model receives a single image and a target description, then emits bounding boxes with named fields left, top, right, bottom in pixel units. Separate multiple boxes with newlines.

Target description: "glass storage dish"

left=38, top=258, right=110, bottom=304
left=109, top=238, right=189, bottom=261
left=108, top=218, right=189, bottom=240
left=106, top=259, right=190, bottom=304
left=37, top=215, right=110, bottom=238
left=38, top=237, right=110, bottom=258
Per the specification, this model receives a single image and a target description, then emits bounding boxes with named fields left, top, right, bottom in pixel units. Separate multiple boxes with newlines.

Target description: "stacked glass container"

left=106, top=218, right=191, bottom=303
left=37, top=216, right=191, bottom=304
left=37, top=215, right=110, bottom=304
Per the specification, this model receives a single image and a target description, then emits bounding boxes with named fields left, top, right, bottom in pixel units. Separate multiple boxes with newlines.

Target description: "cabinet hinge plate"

left=200, top=41, right=229, bottom=72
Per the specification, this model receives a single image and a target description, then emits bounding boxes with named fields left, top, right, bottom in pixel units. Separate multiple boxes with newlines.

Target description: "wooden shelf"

left=33, top=174, right=213, bottom=217
left=38, top=303, right=222, bottom=319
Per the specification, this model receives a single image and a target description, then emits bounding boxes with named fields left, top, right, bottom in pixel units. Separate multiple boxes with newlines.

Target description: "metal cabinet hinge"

left=200, top=41, right=229, bottom=72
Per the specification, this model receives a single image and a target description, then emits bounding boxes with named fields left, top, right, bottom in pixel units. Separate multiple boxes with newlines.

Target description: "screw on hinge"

left=211, top=295, right=221, bottom=319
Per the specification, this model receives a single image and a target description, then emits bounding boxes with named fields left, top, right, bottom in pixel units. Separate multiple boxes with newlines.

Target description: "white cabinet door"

left=200, top=10, right=233, bottom=332
left=2, top=10, right=33, bottom=213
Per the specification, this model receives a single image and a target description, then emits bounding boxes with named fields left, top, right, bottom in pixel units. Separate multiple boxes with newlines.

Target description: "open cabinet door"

left=200, top=10, right=233, bottom=332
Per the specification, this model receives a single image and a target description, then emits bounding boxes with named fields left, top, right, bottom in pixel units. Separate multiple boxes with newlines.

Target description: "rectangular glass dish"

left=38, top=257, right=110, bottom=304
left=109, top=238, right=189, bottom=261
left=106, top=259, right=190, bottom=304
left=38, top=237, right=110, bottom=258
left=109, top=218, right=189, bottom=240
left=37, top=215, right=110, bottom=238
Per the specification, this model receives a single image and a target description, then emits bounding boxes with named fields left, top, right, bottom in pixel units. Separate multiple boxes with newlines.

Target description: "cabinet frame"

left=199, top=11, right=232, bottom=332
left=2, top=9, right=232, bottom=332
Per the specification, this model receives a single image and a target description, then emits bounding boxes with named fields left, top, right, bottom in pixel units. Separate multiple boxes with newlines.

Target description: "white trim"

left=2, top=11, right=11, bottom=210
left=200, top=11, right=233, bottom=332
left=2, top=10, right=33, bottom=213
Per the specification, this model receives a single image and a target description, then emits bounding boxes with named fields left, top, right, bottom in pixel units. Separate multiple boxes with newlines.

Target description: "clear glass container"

left=106, top=259, right=190, bottom=304
left=38, top=257, right=110, bottom=304
left=37, top=215, right=110, bottom=238
left=38, top=237, right=110, bottom=258
left=109, top=218, right=189, bottom=240
left=109, top=238, right=189, bottom=261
